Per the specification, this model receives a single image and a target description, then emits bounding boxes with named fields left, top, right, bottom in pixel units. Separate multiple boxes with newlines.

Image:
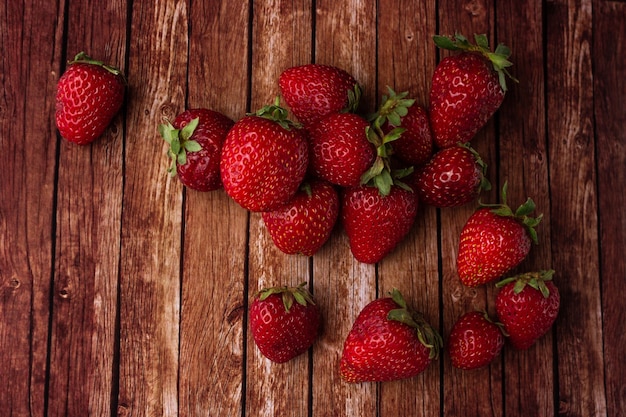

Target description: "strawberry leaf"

left=184, top=140, right=202, bottom=152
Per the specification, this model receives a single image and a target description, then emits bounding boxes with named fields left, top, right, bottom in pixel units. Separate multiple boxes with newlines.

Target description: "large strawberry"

left=429, top=33, right=516, bottom=148
left=262, top=180, right=339, bottom=256
left=158, top=109, right=234, bottom=192
left=456, top=183, right=542, bottom=287
left=340, top=288, right=442, bottom=383
left=415, top=143, right=491, bottom=208
left=249, top=282, right=321, bottom=363
left=55, top=52, right=126, bottom=145
left=447, top=311, right=505, bottom=370
left=495, top=270, right=560, bottom=350
left=278, top=63, right=360, bottom=128
left=220, top=101, right=308, bottom=212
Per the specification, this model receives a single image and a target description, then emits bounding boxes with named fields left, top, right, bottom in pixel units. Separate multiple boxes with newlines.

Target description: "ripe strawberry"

left=279, top=63, right=360, bottom=128
left=307, top=112, right=376, bottom=187
left=341, top=185, right=418, bottom=264
left=429, top=33, right=516, bottom=148
left=262, top=180, right=339, bottom=256
left=158, top=109, right=234, bottom=192
left=55, top=52, right=125, bottom=145
left=495, top=270, right=560, bottom=350
left=220, top=102, right=308, bottom=212
left=249, top=282, right=321, bottom=363
left=456, top=183, right=542, bottom=287
left=415, top=143, right=491, bottom=208
left=447, top=311, right=505, bottom=370
left=340, top=288, right=442, bottom=383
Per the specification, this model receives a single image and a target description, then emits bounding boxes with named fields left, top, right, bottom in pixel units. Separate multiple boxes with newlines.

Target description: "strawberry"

left=429, top=33, right=516, bottom=148
left=158, top=109, right=234, bottom=192
left=340, top=288, right=442, bottom=383
left=495, top=270, right=560, bottom=350
left=55, top=52, right=126, bottom=145
left=415, top=143, right=491, bottom=208
left=262, top=180, right=339, bottom=256
left=447, top=311, right=505, bottom=370
left=456, top=183, right=542, bottom=287
left=307, top=112, right=376, bottom=187
left=341, top=185, right=418, bottom=264
left=249, top=282, right=321, bottom=363
left=220, top=101, right=308, bottom=212
left=278, top=63, right=360, bottom=128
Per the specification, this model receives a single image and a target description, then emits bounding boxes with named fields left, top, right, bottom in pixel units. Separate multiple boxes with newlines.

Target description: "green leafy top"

left=496, top=270, right=556, bottom=298
left=257, top=282, right=316, bottom=312
left=433, top=33, right=517, bottom=92
left=158, top=117, right=203, bottom=176
left=253, top=97, right=300, bottom=131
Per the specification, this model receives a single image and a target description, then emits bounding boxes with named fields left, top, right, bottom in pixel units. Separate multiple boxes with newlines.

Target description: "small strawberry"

left=429, top=33, right=516, bottom=148
left=55, top=52, right=126, bottom=145
left=340, top=288, right=442, bottom=383
left=158, top=109, right=234, bottom=192
left=415, top=143, right=491, bottom=208
left=447, top=311, right=505, bottom=370
left=262, top=180, right=339, bottom=256
left=249, top=282, right=321, bottom=363
left=307, top=112, right=376, bottom=187
left=495, top=270, right=560, bottom=350
left=279, top=63, right=361, bottom=128
left=220, top=100, right=308, bottom=212
left=456, top=182, right=542, bottom=287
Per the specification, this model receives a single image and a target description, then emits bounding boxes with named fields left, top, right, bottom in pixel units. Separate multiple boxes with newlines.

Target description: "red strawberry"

left=55, top=52, right=126, bottom=145
left=457, top=183, right=542, bottom=287
left=307, top=112, right=376, bottom=187
left=495, top=270, right=560, bottom=350
left=447, top=311, right=505, bottom=370
left=415, top=143, right=490, bottom=208
left=249, top=282, right=321, bottom=363
left=158, top=109, right=234, bottom=192
left=220, top=102, right=308, bottom=212
left=279, top=64, right=360, bottom=128
left=429, top=33, right=516, bottom=148
left=341, top=185, right=418, bottom=264
left=262, top=180, right=339, bottom=256
left=340, top=288, right=442, bottom=383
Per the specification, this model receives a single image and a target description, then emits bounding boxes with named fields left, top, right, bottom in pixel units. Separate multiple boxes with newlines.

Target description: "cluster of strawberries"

left=54, top=34, right=560, bottom=383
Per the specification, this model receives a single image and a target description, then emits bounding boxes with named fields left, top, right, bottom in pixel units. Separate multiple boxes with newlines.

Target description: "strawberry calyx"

left=496, top=269, right=556, bottom=298
left=257, top=282, right=315, bottom=313
left=344, top=83, right=363, bottom=114
left=386, top=289, right=443, bottom=360
left=479, top=181, right=543, bottom=244
left=158, top=117, right=202, bottom=176
left=253, top=97, right=300, bottom=131
left=432, top=33, right=517, bottom=92
left=70, top=51, right=125, bottom=80
left=459, top=142, right=492, bottom=192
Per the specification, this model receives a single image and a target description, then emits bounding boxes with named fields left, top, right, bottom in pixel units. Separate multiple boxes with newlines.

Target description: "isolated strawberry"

left=495, top=270, right=560, bottom=350
left=249, top=282, right=321, bottom=363
left=158, top=109, right=234, bottom=191
left=279, top=63, right=360, bottom=127
left=262, top=180, right=339, bottom=256
left=340, top=288, right=442, bottom=383
left=429, top=33, right=516, bottom=148
left=415, top=143, right=491, bottom=208
left=220, top=101, right=308, bottom=212
left=457, top=183, right=542, bottom=287
left=447, top=311, right=505, bottom=370
left=55, top=52, right=126, bottom=145
left=307, top=112, right=376, bottom=187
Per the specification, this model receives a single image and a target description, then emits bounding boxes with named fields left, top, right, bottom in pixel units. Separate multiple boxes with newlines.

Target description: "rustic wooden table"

left=2, top=1, right=624, bottom=416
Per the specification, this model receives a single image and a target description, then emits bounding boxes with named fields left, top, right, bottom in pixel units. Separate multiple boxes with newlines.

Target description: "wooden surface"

left=1, top=0, right=624, bottom=416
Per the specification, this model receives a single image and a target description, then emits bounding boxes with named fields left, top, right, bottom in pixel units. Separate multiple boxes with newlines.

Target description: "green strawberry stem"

left=70, top=51, right=125, bottom=79
left=433, top=33, right=518, bottom=91
left=257, top=282, right=315, bottom=312
left=496, top=270, right=556, bottom=298
left=459, top=142, right=492, bottom=192
left=254, top=97, right=300, bottom=131
left=387, top=289, right=443, bottom=360
left=158, top=117, right=202, bottom=176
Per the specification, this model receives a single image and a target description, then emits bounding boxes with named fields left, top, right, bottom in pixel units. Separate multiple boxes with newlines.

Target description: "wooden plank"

left=244, top=1, right=314, bottom=416
left=545, top=0, right=607, bottom=415
left=376, top=1, right=442, bottom=416
left=311, top=1, right=378, bottom=416
left=178, top=1, right=250, bottom=416
left=117, top=1, right=188, bottom=416
left=593, top=1, right=626, bottom=415
left=0, top=0, right=61, bottom=415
